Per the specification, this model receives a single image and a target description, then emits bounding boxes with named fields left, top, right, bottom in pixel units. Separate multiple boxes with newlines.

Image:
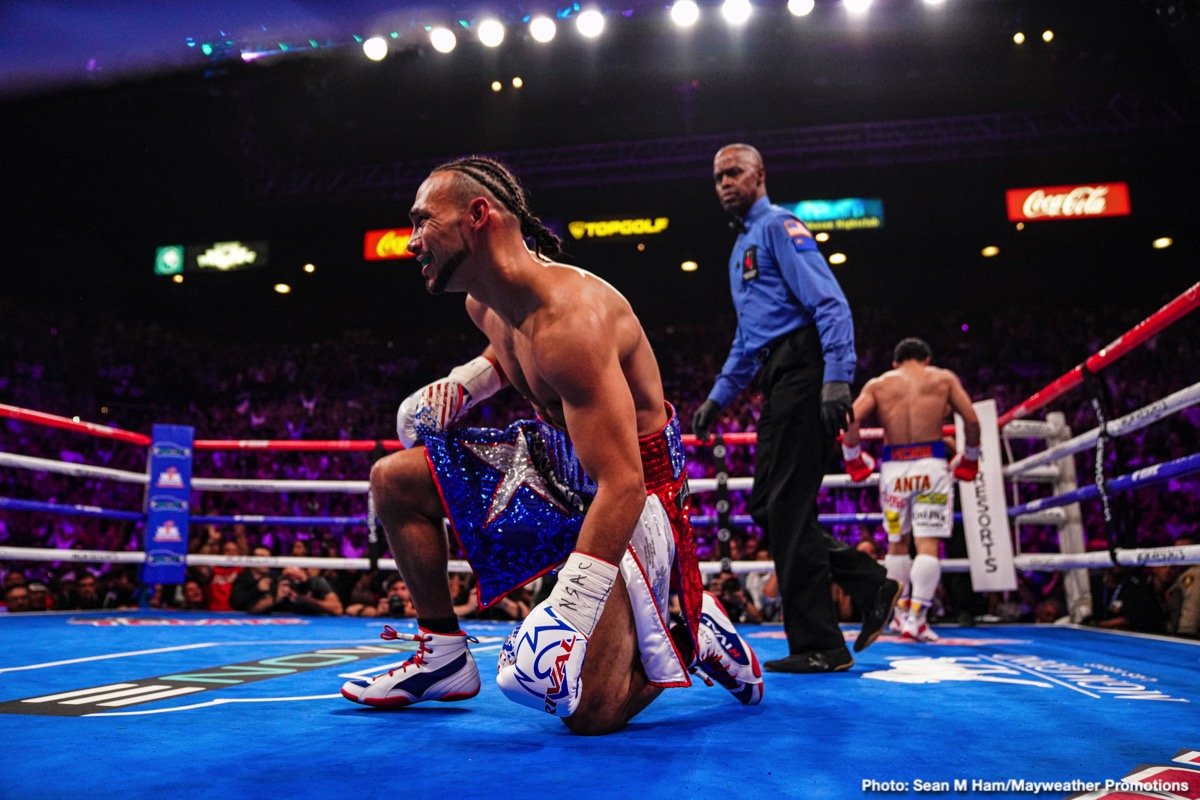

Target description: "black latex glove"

left=692, top=399, right=721, bottom=442
left=820, top=381, right=854, bottom=438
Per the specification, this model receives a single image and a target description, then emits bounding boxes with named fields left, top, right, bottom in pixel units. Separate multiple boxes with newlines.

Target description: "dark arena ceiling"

left=2, top=0, right=1198, bottom=337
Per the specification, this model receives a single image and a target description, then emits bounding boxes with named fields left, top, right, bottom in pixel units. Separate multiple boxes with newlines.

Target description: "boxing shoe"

left=495, top=601, right=589, bottom=718
left=854, top=578, right=902, bottom=653
left=694, top=591, right=764, bottom=705
left=900, top=614, right=940, bottom=643
left=341, top=625, right=480, bottom=708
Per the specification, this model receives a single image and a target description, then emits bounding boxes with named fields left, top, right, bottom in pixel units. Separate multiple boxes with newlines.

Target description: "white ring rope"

left=4, top=545, right=1198, bottom=577
left=191, top=478, right=368, bottom=493
left=1005, top=380, right=1200, bottom=478
left=0, top=452, right=147, bottom=485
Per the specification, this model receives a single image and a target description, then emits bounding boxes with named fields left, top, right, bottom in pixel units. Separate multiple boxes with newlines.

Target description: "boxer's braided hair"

left=433, top=156, right=563, bottom=259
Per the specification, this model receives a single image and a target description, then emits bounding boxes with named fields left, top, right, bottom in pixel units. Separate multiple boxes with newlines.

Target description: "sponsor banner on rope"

left=1005, top=182, right=1131, bottom=222
left=142, top=424, right=194, bottom=585
left=958, top=400, right=1017, bottom=591
left=363, top=227, right=416, bottom=260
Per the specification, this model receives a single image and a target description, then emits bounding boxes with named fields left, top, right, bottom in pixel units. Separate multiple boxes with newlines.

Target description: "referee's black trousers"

left=750, top=326, right=885, bottom=655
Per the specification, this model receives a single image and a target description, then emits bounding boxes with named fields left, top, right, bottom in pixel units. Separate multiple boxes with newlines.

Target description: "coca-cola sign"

left=1006, top=182, right=1131, bottom=222
left=363, top=228, right=416, bottom=260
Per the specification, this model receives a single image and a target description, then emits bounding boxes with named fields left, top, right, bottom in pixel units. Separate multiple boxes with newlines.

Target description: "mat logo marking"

left=864, top=654, right=1189, bottom=703
left=0, top=643, right=414, bottom=717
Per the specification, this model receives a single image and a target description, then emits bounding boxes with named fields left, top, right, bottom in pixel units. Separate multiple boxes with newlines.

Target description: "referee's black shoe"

left=854, top=578, right=903, bottom=653
left=764, top=646, right=853, bottom=673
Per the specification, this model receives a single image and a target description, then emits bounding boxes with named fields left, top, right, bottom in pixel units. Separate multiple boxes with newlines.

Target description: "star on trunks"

left=464, top=432, right=572, bottom=527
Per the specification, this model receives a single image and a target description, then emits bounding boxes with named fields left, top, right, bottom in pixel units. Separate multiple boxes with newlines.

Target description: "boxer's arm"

left=536, top=318, right=644, bottom=568
left=947, top=370, right=980, bottom=448
left=841, top=381, right=877, bottom=449
left=396, top=347, right=508, bottom=447
left=947, top=370, right=981, bottom=480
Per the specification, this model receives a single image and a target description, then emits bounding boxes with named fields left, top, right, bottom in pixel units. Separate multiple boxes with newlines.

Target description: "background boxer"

left=840, top=337, right=981, bottom=642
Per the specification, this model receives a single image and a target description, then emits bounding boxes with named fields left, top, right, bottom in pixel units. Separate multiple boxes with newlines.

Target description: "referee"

left=693, top=143, right=900, bottom=672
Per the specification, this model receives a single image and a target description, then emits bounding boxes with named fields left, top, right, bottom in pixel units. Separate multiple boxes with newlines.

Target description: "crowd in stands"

left=1, top=294, right=1197, bottom=636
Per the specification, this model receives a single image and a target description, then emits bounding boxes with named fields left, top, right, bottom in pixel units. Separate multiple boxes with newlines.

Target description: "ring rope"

left=1004, top=381, right=1200, bottom=478
left=997, top=281, right=1199, bottom=426
left=4, top=544, right=1199, bottom=577
left=1010, top=451, right=1200, bottom=515
left=0, top=452, right=148, bottom=485
left=0, top=497, right=144, bottom=522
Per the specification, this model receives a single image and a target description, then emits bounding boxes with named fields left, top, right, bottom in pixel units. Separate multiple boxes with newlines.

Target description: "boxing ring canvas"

left=1, top=613, right=1196, bottom=800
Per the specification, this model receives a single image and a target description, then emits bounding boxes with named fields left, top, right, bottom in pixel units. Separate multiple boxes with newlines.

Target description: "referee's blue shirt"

left=707, top=195, right=857, bottom=409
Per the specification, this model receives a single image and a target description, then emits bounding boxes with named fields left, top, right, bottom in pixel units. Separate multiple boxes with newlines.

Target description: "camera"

left=388, top=595, right=406, bottom=615
left=289, top=579, right=310, bottom=595
left=721, top=577, right=742, bottom=594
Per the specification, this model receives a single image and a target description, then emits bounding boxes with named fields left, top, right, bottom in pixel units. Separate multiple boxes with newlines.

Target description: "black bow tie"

left=728, top=218, right=747, bottom=234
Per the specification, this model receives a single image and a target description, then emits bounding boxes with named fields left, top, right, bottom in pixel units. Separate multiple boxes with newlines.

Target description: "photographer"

left=710, top=571, right=764, bottom=625
left=229, top=547, right=277, bottom=615
left=269, top=566, right=343, bottom=616
left=374, top=576, right=416, bottom=619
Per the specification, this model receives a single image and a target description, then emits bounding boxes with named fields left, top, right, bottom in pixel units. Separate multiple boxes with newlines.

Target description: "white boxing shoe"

left=341, top=625, right=480, bottom=708
left=900, top=614, right=940, bottom=643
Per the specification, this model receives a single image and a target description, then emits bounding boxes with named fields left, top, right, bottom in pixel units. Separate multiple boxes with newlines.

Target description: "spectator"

left=3, top=584, right=31, bottom=613
left=229, top=547, right=277, bottom=614
left=269, top=566, right=343, bottom=616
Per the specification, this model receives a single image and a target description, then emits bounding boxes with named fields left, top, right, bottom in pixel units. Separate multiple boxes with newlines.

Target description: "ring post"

left=142, top=424, right=195, bottom=586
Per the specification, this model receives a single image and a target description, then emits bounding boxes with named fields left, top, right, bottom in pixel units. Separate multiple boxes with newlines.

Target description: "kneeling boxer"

left=340, top=157, right=762, bottom=734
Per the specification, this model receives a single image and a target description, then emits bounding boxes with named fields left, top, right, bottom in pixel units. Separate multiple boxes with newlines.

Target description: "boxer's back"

left=869, top=363, right=955, bottom=445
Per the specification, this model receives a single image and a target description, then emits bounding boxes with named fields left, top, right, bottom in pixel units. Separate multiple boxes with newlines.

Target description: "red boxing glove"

left=841, top=443, right=876, bottom=483
left=951, top=446, right=981, bottom=482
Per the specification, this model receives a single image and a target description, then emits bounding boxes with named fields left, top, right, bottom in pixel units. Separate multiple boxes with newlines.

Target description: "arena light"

left=429, top=26, right=457, bottom=53
left=844, top=0, right=872, bottom=15
left=1042, top=29, right=1054, bottom=42
left=477, top=18, right=505, bottom=48
left=681, top=260, right=699, bottom=272
left=788, top=0, right=815, bottom=16
left=923, top=0, right=946, bottom=6
left=529, top=15, right=557, bottom=43
left=981, top=245, right=1000, bottom=258
left=721, top=0, right=753, bottom=26
left=362, top=36, right=388, bottom=61
left=576, top=9, right=605, bottom=39
left=512, top=76, right=523, bottom=88
left=828, top=252, right=847, bottom=265
left=1152, top=237, right=1174, bottom=250
left=671, top=0, right=701, bottom=28
left=171, top=274, right=184, bottom=284
left=274, top=283, right=292, bottom=294
left=303, top=263, right=316, bottom=273
left=490, top=80, right=502, bottom=92
left=1013, top=31, right=1026, bottom=45
left=815, top=231, right=830, bottom=242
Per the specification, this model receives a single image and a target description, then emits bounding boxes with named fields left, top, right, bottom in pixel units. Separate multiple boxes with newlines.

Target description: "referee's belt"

left=753, top=325, right=811, bottom=365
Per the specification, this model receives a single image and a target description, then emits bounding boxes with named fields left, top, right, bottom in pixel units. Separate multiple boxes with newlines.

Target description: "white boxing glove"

left=396, top=355, right=504, bottom=448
